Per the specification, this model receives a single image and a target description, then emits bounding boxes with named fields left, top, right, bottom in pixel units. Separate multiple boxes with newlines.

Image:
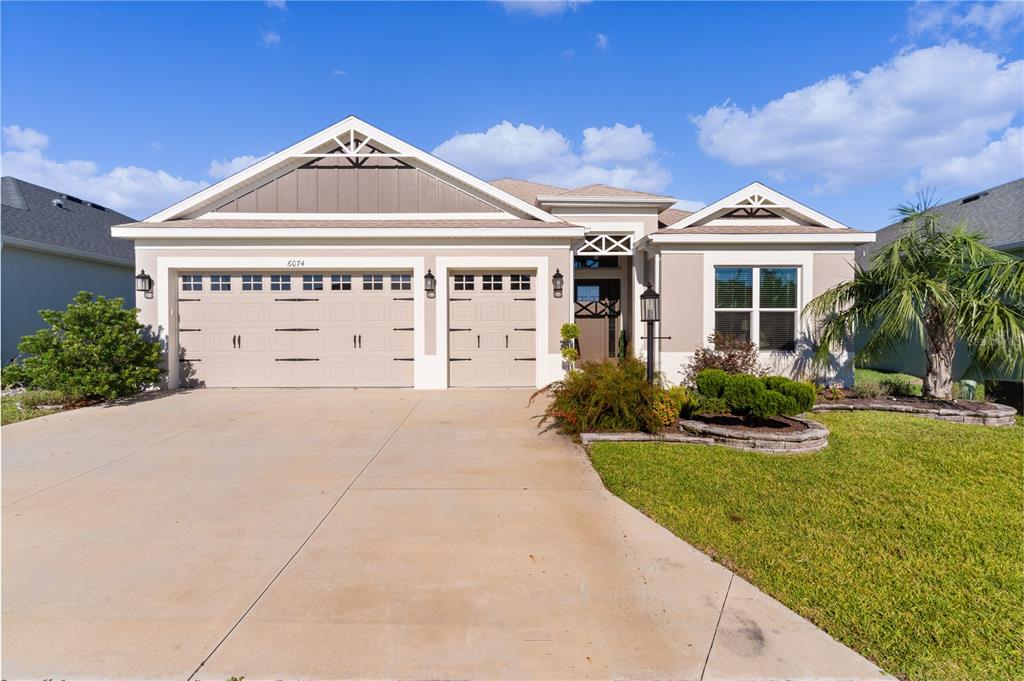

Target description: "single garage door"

left=177, top=271, right=414, bottom=387
left=448, top=272, right=536, bottom=387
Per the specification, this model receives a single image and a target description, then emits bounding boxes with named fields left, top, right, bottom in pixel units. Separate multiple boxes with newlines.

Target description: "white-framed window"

left=510, top=274, right=531, bottom=291
left=454, top=274, right=474, bottom=291
left=331, top=274, right=351, bottom=291
left=714, top=266, right=798, bottom=351
left=302, top=274, right=324, bottom=291
left=181, top=274, right=203, bottom=292
left=242, top=274, right=262, bottom=291
left=270, top=274, right=291, bottom=291
left=363, top=274, right=384, bottom=291
left=390, top=274, right=412, bottom=291
left=210, top=274, right=231, bottom=291
left=482, top=274, right=503, bottom=291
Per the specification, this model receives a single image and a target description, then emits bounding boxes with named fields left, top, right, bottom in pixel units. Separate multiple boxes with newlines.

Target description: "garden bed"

left=814, top=396, right=1016, bottom=427
left=678, top=414, right=829, bottom=453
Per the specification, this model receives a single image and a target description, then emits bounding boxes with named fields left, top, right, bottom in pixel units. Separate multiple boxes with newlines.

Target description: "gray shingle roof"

left=1, top=176, right=135, bottom=263
left=858, top=178, right=1024, bottom=263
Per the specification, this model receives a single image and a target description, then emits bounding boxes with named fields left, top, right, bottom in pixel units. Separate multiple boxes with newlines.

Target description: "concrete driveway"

left=2, top=389, right=887, bottom=680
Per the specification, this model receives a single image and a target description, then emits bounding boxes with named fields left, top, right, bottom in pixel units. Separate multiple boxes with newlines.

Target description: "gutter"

left=644, top=232, right=877, bottom=245
left=111, top=226, right=586, bottom=239
left=1, top=235, right=134, bottom=267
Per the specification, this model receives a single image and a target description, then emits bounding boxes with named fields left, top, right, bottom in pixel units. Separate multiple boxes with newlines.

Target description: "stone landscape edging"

left=813, top=400, right=1017, bottom=427
left=581, top=415, right=830, bottom=453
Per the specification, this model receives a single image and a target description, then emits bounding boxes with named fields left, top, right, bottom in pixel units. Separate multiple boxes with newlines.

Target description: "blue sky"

left=2, top=1, right=1022, bottom=227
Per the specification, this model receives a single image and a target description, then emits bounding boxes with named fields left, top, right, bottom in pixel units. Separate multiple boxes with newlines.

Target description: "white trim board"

left=114, top=227, right=585, bottom=240
left=648, top=233, right=875, bottom=245
left=671, top=181, right=856, bottom=231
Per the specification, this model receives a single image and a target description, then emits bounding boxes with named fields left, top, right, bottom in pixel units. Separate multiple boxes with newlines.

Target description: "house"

left=856, top=178, right=1023, bottom=379
left=111, top=116, right=874, bottom=390
left=2, top=177, right=136, bottom=363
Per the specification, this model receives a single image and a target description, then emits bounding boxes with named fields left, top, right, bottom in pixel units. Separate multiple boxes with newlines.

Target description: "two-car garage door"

left=177, top=271, right=414, bottom=387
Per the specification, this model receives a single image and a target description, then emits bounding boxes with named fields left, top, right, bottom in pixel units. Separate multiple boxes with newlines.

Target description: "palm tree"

left=805, top=199, right=1024, bottom=400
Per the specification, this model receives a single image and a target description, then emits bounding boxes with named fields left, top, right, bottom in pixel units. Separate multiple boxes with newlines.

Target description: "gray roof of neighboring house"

left=115, top=218, right=580, bottom=230
left=1, top=177, right=135, bottom=263
left=859, top=178, right=1024, bottom=262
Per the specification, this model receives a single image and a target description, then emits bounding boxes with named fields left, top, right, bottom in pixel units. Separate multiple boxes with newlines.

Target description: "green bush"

left=561, top=346, right=579, bottom=362
left=695, top=369, right=730, bottom=398
left=1, top=361, right=28, bottom=389
left=853, top=382, right=884, bottom=399
left=722, top=374, right=765, bottom=415
left=536, top=356, right=660, bottom=435
left=880, top=377, right=916, bottom=397
left=695, top=395, right=729, bottom=416
left=750, top=390, right=799, bottom=424
left=762, top=375, right=816, bottom=412
left=560, top=323, right=580, bottom=340
left=15, top=292, right=163, bottom=400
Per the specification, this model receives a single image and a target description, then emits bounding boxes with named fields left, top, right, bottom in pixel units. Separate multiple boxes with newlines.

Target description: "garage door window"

left=331, top=274, right=351, bottom=291
left=270, top=275, right=291, bottom=291
left=454, top=275, right=475, bottom=291
left=210, top=275, right=231, bottom=291
left=363, top=274, right=384, bottom=291
left=242, top=275, right=263, bottom=291
left=390, top=274, right=411, bottom=291
left=302, top=274, right=324, bottom=291
left=482, top=274, right=503, bottom=290
left=181, top=274, right=202, bottom=291
left=510, top=274, right=531, bottom=291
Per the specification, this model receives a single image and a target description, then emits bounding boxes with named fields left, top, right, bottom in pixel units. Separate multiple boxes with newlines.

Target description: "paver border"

left=813, top=400, right=1017, bottom=427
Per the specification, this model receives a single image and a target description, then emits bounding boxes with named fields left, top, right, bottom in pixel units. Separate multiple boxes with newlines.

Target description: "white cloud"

left=207, top=153, right=273, bottom=180
left=259, top=29, right=281, bottom=47
left=1, top=127, right=207, bottom=219
left=673, top=199, right=706, bottom=212
left=433, top=120, right=675, bottom=194
left=2, top=125, right=49, bottom=151
left=497, top=1, right=590, bottom=16
left=265, top=0, right=287, bottom=8
left=594, top=33, right=609, bottom=50
left=908, top=126, right=1023, bottom=192
left=908, top=1, right=1023, bottom=41
left=692, top=42, right=1023, bottom=191
left=332, top=68, right=348, bottom=77
left=149, top=141, right=162, bottom=151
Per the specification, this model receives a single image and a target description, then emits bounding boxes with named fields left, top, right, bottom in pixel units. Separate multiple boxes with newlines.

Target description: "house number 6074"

left=287, top=260, right=305, bottom=267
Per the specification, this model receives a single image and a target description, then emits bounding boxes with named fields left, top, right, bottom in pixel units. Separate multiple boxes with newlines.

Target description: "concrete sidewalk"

left=2, top=389, right=889, bottom=680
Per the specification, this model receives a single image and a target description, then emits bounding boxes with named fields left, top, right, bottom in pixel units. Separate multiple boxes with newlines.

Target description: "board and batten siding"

left=215, top=157, right=501, bottom=214
left=660, top=252, right=704, bottom=353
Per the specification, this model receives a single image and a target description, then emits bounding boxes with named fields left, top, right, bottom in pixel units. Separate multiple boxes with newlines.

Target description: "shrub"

left=695, top=395, right=729, bottom=416
left=560, top=323, right=580, bottom=341
left=535, top=356, right=660, bottom=435
left=682, top=331, right=766, bottom=386
left=750, top=390, right=799, bottom=424
left=722, top=374, right=765, bottom=415
left=695, top=368, right=730, bottom=398
left=853, top=383, right=883, bottom=399
left=561, top=346, right=579, bottom=362
left=762, top=375, right=816, bottom=413
left=16, top=292, right=163, bottom=400
left=664, top=385, right=699, bottom=418
left=653, top=391, right=679, bottom=428
left=1, top=361, right=28, bottom=389
left=880, top=377, right=916, bottom=397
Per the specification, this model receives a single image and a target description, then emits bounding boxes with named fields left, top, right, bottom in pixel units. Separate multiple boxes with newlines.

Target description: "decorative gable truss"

left=147, top=117, right=560, bottom=222
left=670, top=182, right=853, bottom=231
left=577, top=233, right=632, bottom=255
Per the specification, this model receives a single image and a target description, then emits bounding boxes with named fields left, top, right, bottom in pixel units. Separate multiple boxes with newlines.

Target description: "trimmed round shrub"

left=762, top=375, right=816, bottom=413
left=695, top=368, right=730, bottom=398
left=750, top=389, right=799, bottom=424
left=560, top=322, right=580, bottom=340
left=722, top=374, right=766, bottom=415
left=695, top=395, right=729, bottom=415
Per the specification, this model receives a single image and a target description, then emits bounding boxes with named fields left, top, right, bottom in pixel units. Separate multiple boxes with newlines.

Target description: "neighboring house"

left=855, top=178, right=1024, bottom=379
left=2, top=177, right=136, bottom=363
left=112, top=116, right=873, bottom=390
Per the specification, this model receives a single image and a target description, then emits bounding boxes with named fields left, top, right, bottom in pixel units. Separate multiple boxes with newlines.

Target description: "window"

left=363, top=274, right=384, bottom=291
left=331, top=274, right=351, bottom=291
left=390, top=274, right=412, bottom=291
left=576, top=284, right=601, bottom=303
left=302, top=274, right=324, bottom=291
left=210, top=274, right=231, bottom=291
left=454, top=274, right=474, bottom=291
left=482, top=274, right=502, bottom=291
left=242, top=275, right=262, bottom=291
left=270, top=274, right=291, bottom=291
left=181, top=274, right=203, bottom=292
left=510, top=274, right=531, bottom=291
left=574, top=256, right=618, bottom=269
left=713, top=266, right=798, bottom=351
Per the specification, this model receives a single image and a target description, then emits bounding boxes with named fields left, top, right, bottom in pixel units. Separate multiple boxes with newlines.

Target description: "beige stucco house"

left=112, top=116, right=874, bottom=390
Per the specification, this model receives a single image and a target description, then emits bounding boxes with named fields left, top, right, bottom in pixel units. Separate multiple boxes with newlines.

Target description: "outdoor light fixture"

left=640, top=282, right=661, bottom=384
left=135, top=269, right=154, bottom=299
left=552, top=269, right=564, bottom=298
left=424, top=269, right=437, bottom=298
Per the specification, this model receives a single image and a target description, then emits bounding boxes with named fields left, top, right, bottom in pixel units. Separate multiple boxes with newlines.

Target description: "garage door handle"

left=238, top=335, right=242, bottom=349
left=505, top=334, right=508, bottom=349
left=477, top=335, right=480, bottom=349
left=358, top=335, right=362, bottom=348
left=232, top=334, right=237, bottom=349
left=353, top=334, right=356, bottom=349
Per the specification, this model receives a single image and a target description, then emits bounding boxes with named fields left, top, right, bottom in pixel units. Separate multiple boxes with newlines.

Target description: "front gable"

left=148, top=117, right=560, bottom=222
left=670, top=182, right=852, bottom=231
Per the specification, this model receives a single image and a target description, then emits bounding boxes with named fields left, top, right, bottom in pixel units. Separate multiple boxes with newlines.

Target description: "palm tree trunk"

left=923, top=318, right=956, bottom=399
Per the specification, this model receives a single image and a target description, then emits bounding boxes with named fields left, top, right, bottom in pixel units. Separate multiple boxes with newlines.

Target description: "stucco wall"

left=1, top=245, right=134, bottom=362
left=660, top=252, right=704, bottom=353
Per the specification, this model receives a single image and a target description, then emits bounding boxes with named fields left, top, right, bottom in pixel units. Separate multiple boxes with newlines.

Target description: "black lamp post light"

left=640, top=282, right=660, bottom=384
left=424, top=269, right=437, bottom=298
left=552, top=269, right=564, bottom=298
left=135, top=270, right=154, bottom=299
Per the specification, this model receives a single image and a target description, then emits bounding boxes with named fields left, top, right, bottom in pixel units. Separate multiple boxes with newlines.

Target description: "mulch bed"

left=689, top=413, right=808, bottom=433
left=822, top=394, right=997, bottom=413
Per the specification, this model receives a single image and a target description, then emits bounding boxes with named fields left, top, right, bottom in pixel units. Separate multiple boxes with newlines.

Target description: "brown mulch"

left=690, top=413, right=808, bottom=433
left=821, top=393, right=996, bottom=413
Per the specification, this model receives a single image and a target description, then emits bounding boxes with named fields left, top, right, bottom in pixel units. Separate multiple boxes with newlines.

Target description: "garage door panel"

left=359, top=302, right=386, bottom=322
left=480, top=304, right=505, bottom=322
left=327, top=303, right=355, bottom=322
left=239, top=303, right=267, bottom=323
left=510, top=302, right=535, bottom=322
left=450, top=304, right=477, bottom=323
left=205, top=302, right=235, bottom=323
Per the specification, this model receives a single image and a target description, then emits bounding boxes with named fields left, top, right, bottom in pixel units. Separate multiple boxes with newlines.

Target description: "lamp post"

left=640, top=282, right=660, bottom=384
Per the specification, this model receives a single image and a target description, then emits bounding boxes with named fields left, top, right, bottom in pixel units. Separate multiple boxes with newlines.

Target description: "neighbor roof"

left=658, top=208, right=692, bottom=228
left=112, top=218, right=579, bottom=230
left=1, top=177, right=135, bottom=263
left=863, top=178, right=1024, bottom=259
left=553, top=183, right=670, bottom=199
left=489, top=179, right=566, bottom=206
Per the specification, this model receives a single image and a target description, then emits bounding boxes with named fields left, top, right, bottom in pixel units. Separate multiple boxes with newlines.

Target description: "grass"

left=1, top=390, right=70, bottom=425
left=589, top=411, right=1023, bottom=681
left=854, top=367, right=988, bottom=400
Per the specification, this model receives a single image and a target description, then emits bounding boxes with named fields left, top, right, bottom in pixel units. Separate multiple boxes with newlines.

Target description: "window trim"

left=712, top=265, right=800, bottom=352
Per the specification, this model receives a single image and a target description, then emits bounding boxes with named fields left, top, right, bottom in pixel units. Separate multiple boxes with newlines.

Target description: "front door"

left=574, top=279, right=621, bottom=362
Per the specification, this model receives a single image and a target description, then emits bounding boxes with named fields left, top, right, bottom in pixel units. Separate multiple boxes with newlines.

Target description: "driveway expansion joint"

left=700, top=572, right=734, bottom=681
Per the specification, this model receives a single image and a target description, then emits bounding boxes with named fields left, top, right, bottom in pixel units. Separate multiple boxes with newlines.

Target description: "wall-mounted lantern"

left=135, top=270, right=154, bottom=299
left=552, top=269, right=564, bottom=298
left=424, top=269, right=437, bottom=299
left=640, top=282, right=660, bottom=383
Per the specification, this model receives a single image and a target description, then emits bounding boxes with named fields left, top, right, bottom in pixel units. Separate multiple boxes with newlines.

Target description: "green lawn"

left=855, top=367, right=924, bottom=395
left=589, top=411, right=1023, bottom=681
left=1, top=390, right=68, bottom=425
